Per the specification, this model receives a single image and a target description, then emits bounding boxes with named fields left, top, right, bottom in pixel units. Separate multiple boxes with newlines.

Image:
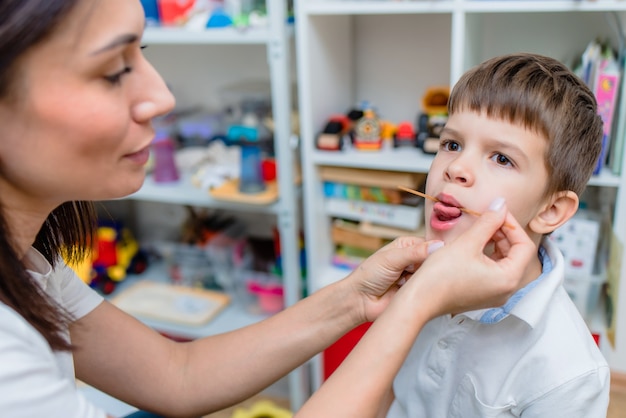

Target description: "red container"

left=323, top=322, right=372, bottom=380
left=158, top=0, right=195, bottom=26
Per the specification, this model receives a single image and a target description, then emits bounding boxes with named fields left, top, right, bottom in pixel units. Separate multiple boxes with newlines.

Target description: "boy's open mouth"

left=433, top=201, right=462, bottom=221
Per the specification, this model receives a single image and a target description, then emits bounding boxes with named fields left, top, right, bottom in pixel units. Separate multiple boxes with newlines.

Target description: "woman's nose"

left=131, top=59, right=176, bottom=122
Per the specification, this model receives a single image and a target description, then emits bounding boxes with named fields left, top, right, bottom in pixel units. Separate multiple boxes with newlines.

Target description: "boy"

left=384, top=53, right=610, bottom=417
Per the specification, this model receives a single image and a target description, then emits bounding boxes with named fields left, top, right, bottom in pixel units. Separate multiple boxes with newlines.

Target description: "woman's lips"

left=124, top=146, right=150, bottom=165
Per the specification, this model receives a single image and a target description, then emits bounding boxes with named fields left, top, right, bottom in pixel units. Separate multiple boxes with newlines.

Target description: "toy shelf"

left=121, top=0, right=307, bottom=410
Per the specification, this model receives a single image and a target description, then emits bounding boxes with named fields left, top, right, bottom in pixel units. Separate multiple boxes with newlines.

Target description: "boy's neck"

left=520, top=247, right=544, bottom=288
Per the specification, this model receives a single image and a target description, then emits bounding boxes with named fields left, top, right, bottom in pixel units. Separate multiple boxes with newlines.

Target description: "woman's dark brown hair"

left=0, top=0, right=97, bottom=351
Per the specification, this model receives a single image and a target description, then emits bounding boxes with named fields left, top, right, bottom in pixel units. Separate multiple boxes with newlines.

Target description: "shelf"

left=302, top=0, right=455, bottom=15
left=142, top=25, right=294, bottom=45
left=125, top=172, right=281, bottom=214
left=109, top=263, right=270, bottom=341
left=311, top=148, right=622, bottom=188
left=311, top=146, right=435, bottom=173
left=301, top=0, right=626, bottom=16
left=463, top=0, right=626, bottom=13
left=589, top=168, right=623, bottom=188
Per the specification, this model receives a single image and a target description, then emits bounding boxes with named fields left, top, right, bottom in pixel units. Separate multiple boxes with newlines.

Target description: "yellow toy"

left=231, top=400, right=292, bottom=418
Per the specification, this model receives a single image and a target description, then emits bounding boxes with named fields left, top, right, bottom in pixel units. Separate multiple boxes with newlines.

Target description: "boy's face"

left=425, top=110, right=551, bottom=243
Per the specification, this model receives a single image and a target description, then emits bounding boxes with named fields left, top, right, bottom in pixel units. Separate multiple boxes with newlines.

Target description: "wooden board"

left=112, top=280, right=230, bottom=326
left=209, top=179, right=279, bottom=205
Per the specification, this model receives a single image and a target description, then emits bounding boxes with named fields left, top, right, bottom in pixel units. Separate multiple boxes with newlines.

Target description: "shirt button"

left=438, top=339, right=448, bottom=349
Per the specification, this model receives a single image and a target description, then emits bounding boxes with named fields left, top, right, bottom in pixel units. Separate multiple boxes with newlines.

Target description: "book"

left=331, top=219, right=391, bottom=252
left=358, top=221, right=423, bottom=239
left=323, top=181, right=404, bottom=204
left=319, top=166, right=426, bottom=190
left=325, top=197, right=423, bottom=230
left=610, top=54, right=626, bottom=175
left=594, top=57, right=621, bottom=174
left=112, top=280, right=230, bottom=326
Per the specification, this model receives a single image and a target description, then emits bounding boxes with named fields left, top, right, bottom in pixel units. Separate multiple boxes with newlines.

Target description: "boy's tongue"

left=434, top=201, right=462, bottom=220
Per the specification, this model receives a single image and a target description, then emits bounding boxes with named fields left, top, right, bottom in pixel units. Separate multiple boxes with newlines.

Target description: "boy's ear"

left=529, top=191, right=579, bottom=235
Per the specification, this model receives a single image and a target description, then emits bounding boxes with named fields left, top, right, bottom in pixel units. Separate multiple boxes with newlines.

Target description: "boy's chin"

left=425, top=224, right=465, bottom=244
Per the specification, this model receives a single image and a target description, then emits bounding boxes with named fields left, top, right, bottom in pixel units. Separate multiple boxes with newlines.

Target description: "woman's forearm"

left=295, top=279, right=431, bottom=417
left=179, top=277, right=364, bottom=412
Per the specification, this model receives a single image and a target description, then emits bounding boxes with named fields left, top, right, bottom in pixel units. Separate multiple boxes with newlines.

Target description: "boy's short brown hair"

left=448, top=53, right=603, bottom=198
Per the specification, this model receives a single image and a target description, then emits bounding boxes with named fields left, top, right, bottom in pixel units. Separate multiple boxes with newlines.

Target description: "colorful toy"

left=393, top=121, right=417, bottom=148
left=421, top=86, right=450, bottom=114
left=416, top=86, right=450, bottom=154
left=232, top=400, right=293, bottom=418
left=353, top=109, right=382, bottom=151
left=76, top=221, right=148, bottom=295
left=316, top=115, right=350, bottom=151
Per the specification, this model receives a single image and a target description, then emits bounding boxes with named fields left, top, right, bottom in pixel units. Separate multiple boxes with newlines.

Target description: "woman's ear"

left=529, top=191, right=579, bottom=235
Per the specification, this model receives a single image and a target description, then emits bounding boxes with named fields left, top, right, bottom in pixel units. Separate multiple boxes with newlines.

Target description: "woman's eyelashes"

left=104, top=66, right=132, bottom=85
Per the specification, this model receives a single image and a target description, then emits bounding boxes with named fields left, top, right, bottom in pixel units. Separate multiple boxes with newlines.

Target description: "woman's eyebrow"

left=90, top=33, right=138, bottom=55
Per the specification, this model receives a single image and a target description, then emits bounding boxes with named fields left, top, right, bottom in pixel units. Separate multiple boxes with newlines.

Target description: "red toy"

left=393, top=121, right=417, bottom=148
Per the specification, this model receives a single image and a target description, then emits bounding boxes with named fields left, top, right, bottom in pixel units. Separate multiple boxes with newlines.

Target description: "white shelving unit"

left=122, top=0, right=308, bottom=409
left=295, top=0, right=626, bottom=389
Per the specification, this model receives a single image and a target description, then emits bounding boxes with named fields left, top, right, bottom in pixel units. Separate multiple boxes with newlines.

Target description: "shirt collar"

left=24, top=247, right=53, bottom=291
left=461, top=238, right=564, bottom=328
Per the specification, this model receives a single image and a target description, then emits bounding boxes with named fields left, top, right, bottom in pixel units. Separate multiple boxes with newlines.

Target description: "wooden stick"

left=397, top=185, right=514, bottom=229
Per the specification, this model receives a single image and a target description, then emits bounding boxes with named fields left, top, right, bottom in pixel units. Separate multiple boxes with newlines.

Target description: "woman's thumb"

left=461, top=197, right=508, bottom=245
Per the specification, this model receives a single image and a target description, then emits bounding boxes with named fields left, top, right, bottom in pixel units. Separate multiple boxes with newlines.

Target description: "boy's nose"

left=444, top=159, right=473, bottom=185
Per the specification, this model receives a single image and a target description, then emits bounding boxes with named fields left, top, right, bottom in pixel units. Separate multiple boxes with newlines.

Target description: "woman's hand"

left=407, top=198, right=536, bottom=318
left=343, top=236, right=443, bottom=323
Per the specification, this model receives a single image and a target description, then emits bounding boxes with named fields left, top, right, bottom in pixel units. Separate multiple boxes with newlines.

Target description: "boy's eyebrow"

left=442, top=125, right=529, bottom=162
left=90, top=33, right=139, bottom=55
left=483, top=137, right=526, bottom=157
left=440, top=126, right=457, bottom=137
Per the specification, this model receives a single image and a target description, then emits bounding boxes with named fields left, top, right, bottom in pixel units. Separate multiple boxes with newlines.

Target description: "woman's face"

left=0, top=0, right=175, bottom=211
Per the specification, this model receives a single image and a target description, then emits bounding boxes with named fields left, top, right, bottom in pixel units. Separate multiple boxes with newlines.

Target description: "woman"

left=0, top=0, right=534, bottom=417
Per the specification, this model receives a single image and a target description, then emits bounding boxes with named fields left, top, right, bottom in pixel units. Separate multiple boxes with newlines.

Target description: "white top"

left=0, top=248, right=106, bottom=418
left=387, top=239, right=610, bottom=418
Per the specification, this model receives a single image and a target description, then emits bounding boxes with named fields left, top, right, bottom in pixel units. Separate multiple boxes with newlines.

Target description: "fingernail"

left=427, top=241, right=444, bottom=254
left=488, top=197, right=505, bottom=211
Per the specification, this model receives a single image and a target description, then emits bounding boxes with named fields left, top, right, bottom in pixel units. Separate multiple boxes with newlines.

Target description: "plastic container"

left=167, top=244, right=214, bottom=288
left=151, top=135, right=180, bottom=183
left=235, top=270, right=284, bottom=314
left=158, top=0, right=196, bottom=26
left=140, top=0, right=161, bottom=26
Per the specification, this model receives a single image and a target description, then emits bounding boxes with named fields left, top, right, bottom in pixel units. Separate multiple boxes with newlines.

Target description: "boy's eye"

left=441, top=140, right=461, bottom=152
left=492, top=153, right=512, bottom=167
left=104, top=66, right=132, bottom=85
